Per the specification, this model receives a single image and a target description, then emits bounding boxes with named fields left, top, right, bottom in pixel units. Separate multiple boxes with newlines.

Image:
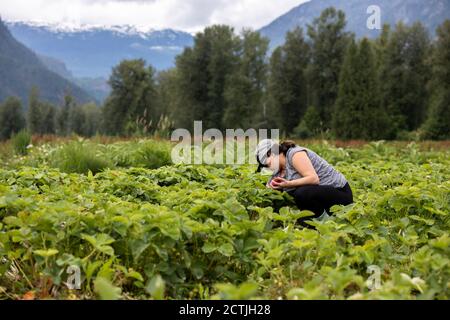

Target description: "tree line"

left=1, top=7, right=449, bottom=141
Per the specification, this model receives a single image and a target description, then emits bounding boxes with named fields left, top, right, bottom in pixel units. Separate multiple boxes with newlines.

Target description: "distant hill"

left=38, top=54, right=74, bottom=80
left=5, top=0, right=449, bottom=83
left=259, top=0, right=450, bottom=49
left=38, top=54, right=110, bottom=103
left=0, top=18, right=94, bottom=106
left=6, top=21, right=195, bottom=78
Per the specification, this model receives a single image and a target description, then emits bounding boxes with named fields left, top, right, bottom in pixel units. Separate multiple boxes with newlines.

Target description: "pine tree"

left=69, top=104, right=86, bottom=136
left=40, top=102, right=56, bottom=135
left=27, top=87, right=42, bottom=135
left=0, top=96, right=26, bottom=140
left=307, top=7, right=352, bottom=131
left=332, top=38, right=388, bottom=140
left=81, top=103, right=102, bottom=137
left=293, top=105, right=323, bottom=139
left=223, top=29, right=269, bottom=129
left=332, top=40, right=360, bottom=140
left=155, top=68, right=181, bottom=128
left=103, top=59, right=157, bottom=136
left=281, top=27, right=310, bottom=135
left=380, top=22, right=431, bottom=137
left=266, top=47, right=284, bottom=130
left=57, top=94, right=75, bottom=136
left=421, top=20, right=450, bottom=140
left=374, top=24, right=391, bottom=71
left=267, top=27, right=310, bottom=135
left=358, top=39, right=389, bottom=140
left=175, top=25, right=240, bottom=131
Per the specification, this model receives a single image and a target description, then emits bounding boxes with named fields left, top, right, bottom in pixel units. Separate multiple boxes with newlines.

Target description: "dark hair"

left=261, top=140, right=297, bottom=158
left=279, top=140, right=297, bottom=155
left=255, top=140, right=297, bottom=173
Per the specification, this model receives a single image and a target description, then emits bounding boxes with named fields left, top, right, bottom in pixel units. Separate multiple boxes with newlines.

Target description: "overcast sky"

left=0, top=0, right=309, bottom=33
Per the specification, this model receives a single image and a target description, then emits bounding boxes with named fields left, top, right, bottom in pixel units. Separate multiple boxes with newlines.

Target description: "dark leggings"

left=288, top=182, right=354, bottom=219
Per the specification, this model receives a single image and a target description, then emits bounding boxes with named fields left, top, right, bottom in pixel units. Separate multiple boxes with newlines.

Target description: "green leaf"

left=33, top=249, right=59, bottom=258
left=409, top=215, right=435, bottom=226
left=94, top=276, right=122, bottom=300
left=202, top=242, right=216, bottom=254
left=146, top=275, right=165, bottom=300
left=85, top=261, right=103, bottom=286
left=127, top=270, right=144, bottom=282
left=191, top=260, right=205, bottom=280
left=81, top=233, right=115, bottom=256
left=218, top=243, right=234, bottom=257
left=430, top=235, right=450, bottom=250
left=3, top=216, right=22, bottom=227
left=97, top=259, right=115, bottom=281
left=130, top=239, right=151, bottom=261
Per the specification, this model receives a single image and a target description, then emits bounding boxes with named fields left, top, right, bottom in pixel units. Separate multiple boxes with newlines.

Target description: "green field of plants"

left=0, top=138, right=449, bottom=300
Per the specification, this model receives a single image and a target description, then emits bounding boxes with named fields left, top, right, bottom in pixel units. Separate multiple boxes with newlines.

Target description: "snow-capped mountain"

left=259, top=0, right=450, bottom=49
left=6, top=20, right=194, bottom=78
left=0, top=19, right=93, bottom=106
left=6, top=20, right=159, bottom=35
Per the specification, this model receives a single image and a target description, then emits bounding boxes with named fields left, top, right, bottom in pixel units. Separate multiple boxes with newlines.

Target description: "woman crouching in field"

left=255, top=139, right=353, bottom=223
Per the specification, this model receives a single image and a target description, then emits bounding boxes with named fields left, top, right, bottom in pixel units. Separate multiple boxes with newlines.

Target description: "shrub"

left=11, top=129, right=31, bottom=156
left=293, top=106, right=325, bottom=139
left=134, top=140, right=172, bottom=169
left=52, top=142, right=112, bottom=174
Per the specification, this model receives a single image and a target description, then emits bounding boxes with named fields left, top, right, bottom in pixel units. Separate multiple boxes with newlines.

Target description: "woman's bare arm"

left=282, top=151, right=320, bottom=188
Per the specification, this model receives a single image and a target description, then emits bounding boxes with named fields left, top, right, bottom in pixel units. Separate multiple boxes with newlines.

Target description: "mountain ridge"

left=5, top=20, right=196, bottom=36
left=5, top=20, right=195, bottom=78
left=3, top=0, right=450, bottom=81
left=259, top=0, right=450, bottom=49
left=0, top=18, right=94, bottom=106
left=38, top=54, right=110, bottom=103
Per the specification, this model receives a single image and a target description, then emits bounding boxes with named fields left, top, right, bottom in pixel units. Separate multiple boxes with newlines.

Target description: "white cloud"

left=149, top=45, right=183, bottom=51
left=0, top=0, right=309, bottom=32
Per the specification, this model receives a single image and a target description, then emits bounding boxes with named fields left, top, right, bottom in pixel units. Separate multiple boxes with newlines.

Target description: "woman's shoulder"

left=287, top=145, right=309, bottom=157
left=288, top=145, right=308, bottom=153
left=286, top=145, right=310, bottom=165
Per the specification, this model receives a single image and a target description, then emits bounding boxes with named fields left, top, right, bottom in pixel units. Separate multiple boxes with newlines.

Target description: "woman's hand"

left=270, top=177, right=290, bottom=189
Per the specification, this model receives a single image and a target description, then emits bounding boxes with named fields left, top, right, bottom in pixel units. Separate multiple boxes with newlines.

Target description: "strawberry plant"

left=0, top=140, right=448, bottom=300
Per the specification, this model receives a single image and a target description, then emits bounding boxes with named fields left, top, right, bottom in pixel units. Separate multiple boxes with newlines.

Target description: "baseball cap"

left=255, top=139, right=277, bottom=173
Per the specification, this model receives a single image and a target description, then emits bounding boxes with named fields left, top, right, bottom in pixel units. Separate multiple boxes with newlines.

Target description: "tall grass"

left=134, top=140, right=172, bottom=169
left=106, top=140, right=172, bottom=169
left=0, top=140, right=13, bottom=166
left=11, top=130, right=31, bottom=156
left=52, top=142, right=113, bottom=175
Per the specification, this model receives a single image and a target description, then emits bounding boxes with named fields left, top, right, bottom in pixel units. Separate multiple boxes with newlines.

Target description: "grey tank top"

left=270, top=146, right=348, bottom=192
